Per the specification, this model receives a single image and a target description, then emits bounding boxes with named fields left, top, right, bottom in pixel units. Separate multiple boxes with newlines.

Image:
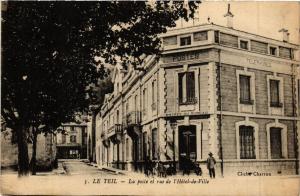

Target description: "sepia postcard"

left=1, top=1, right=300, bottom=195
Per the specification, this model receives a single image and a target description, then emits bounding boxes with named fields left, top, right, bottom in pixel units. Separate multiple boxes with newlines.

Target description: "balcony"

left=111, top=124, right=122, bottom=144
left=179, top=97, right=198, bottom=105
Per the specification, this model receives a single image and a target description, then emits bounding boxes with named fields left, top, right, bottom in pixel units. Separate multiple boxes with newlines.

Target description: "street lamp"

left=170, top=120, right=177, bottom=175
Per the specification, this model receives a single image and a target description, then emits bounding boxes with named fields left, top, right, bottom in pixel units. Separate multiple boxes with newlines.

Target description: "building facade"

left=96, top=23, right=300, bottom=176
left=56, top=123, right=88, bottom=159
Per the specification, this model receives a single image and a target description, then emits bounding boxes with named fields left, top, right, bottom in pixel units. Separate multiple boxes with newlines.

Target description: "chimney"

left=279, top=28, right=289, bottom=42
left=224, top=4, right=234, bottom=28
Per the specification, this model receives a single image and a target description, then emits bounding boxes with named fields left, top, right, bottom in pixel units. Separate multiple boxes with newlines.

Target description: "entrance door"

left=178, top=125, right=196, bottom=169
left=270, top=128, right=282, bottom=159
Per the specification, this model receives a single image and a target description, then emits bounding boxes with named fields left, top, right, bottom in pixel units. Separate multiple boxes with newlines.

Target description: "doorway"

left=178, top=125, right=197, bottom=169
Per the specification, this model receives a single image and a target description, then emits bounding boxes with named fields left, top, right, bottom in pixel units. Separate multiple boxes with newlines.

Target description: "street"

left=1, top=160, right=300, bottom=195
left=61, top=159, right=114, bottom=176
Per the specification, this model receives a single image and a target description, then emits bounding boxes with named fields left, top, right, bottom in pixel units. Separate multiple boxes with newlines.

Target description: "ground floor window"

left=239, top=125, right=256, bottom=159
left=270, top=127, right=282, bottom=159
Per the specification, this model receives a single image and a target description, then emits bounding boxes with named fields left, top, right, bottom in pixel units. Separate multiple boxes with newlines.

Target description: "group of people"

left=143, top=152, right=217, bottom=178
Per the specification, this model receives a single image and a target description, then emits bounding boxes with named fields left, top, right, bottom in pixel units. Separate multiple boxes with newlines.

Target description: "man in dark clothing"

left=207, top=152, right=216, bottom=178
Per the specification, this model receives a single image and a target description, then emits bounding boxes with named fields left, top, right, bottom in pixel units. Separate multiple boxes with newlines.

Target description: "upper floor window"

left=239, top=125, right=256, bottom=159
left=180, top=36, right=191, bottom=46
left=70, top=135, right=76, bottom=143
left=143, top=89, right=147, bottom=116
left=116, top=110, right=119, bottom=124
left=62, top=134, right=66, bottom=144
left=239, top=75, right=253, bottom=104
left=193, top=31, right=207, bottom=42
left=178, top=72, right=196, bottom=105
left=269, top=46, right=278, bottom=56
left=239, top=40, right=249, bottom=50
left=270, top=79, right=282, bottom=107
left=151, top=80, right=156, bottom=111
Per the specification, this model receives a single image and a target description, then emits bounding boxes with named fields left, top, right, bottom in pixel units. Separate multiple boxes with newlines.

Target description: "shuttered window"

left=194, top=31, right=208, bottom=41
left=239, top=75, right=252, bottom=104
left=239, top=126, right=256, bottom=159
left=279, top=47, right=292, bottom=59
left=178, top=72, right=196, bottom=105
left=251, top=40, right=268, bottom=54
left=270, top=80, right=281, bottom=107
left=220, top=33, right=238, bottom=48
left=163, top=36, right=177, bottom=46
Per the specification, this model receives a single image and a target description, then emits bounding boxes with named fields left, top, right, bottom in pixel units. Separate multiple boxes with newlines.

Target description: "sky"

left=176, top=2, right=299, bottom=45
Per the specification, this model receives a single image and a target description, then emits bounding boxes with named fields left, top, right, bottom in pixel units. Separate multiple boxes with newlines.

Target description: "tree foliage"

left=1, top=1, right=199, bottom=175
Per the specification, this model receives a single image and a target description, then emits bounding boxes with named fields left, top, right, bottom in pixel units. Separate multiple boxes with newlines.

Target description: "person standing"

left=207, top=152, right=216, bottom=178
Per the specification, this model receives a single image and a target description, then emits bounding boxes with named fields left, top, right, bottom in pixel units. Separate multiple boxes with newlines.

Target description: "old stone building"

left=56, top=123, right=88, bottom=159
left=96, top=19, right=299, bottom=176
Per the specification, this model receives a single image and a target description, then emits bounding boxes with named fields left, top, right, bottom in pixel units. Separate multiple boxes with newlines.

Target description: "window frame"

left=236, top=70, right=256, bottom=113
left=235, top=120, right=259, bottom=159
left=239, top=125, right=256, bottom=159
left=266, top=122, right=288, bottom=159
left=269, top=79, right=281, bottom=107
left=178, top=71, right=197, bottom=105
left=178, top=34, right=193, bottom=47
left=267, top=75, right=284, bottom=115
left=268, top=45, right=279, bottom=56
left=238, top=38, right=250, bottom=51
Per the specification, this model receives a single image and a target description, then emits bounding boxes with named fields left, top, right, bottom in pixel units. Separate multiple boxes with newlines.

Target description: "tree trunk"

left=17, top=126, right=30, bottom=176
left=30, top=130, right=38, bottom=175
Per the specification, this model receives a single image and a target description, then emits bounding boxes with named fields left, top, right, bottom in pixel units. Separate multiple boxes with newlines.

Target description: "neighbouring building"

left=1, top=127, right=57, bottom=171
left=56, top=123, right=88, bottom=159
left=95, top=11, right=300, bottom=176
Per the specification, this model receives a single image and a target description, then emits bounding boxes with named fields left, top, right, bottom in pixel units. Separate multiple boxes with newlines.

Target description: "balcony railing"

left=115, top=124, right=123, bottom=134
left=179, top=97, right=198, bottom=105
left=270, top=102, right=283, bottom=108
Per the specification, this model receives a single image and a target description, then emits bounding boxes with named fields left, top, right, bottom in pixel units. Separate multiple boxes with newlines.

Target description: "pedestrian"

left=206, top=152, right=216, bottom=178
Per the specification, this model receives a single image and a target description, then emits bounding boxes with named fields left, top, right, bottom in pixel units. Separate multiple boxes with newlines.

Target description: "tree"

left=1, top=1, right=199, bottom=176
